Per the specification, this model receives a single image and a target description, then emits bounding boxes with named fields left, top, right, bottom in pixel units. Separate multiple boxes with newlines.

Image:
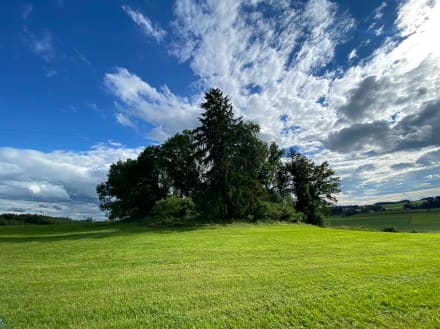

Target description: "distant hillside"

left=0, top=213, right=73, bottom=225
left=331, top=196, right=440, bottom=216
left=404, top=196, right=440, bottom=210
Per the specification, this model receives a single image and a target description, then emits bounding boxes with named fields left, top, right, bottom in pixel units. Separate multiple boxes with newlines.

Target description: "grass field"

left=327, top=209, right=440, bottom=232
left=0, top=222, right=439, bottom=328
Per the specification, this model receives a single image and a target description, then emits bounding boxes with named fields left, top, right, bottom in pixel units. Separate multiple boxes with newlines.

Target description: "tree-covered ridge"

left=97, top=88, right=340, bottom=225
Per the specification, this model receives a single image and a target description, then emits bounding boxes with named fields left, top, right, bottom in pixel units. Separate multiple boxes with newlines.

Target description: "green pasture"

left=381, top=203, right=405, bottom=211
left=327, top=209, right=440, bottom=232
left=0, top=222, right=439, bottom=328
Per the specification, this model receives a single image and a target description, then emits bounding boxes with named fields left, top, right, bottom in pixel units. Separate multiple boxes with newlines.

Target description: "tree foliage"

left=160, top=130, right=199, bottom=198
left=97, top=146, right=168, bottom=220
left=96, top=88, right=340, bottom=225
left=192, top=89, right=267, bottom=220
left=284, top=149, right=340, bottom=225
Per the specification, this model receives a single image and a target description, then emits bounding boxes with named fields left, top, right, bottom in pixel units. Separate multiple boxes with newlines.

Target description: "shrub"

left=257, top=201, right=303, bottom=223
left=151, top=196, right=197, bottom=225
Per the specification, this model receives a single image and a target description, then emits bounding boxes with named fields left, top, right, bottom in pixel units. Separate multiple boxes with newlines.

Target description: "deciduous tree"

left=96, top=146, right=168, bottom=220
left=284, top=149, right=340, bottom=225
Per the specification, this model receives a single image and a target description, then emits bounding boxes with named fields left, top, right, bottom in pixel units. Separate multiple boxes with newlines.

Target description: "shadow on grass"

left=0, top=222, right=204, bottom=243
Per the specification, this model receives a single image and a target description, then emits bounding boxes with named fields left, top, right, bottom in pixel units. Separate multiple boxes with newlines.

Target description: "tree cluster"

left=404, top=196, right=440, bottom=210
left=97, top=89, right=340, bottom=225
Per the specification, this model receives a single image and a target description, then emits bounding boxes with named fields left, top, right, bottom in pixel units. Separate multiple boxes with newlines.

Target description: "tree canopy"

left=97, top=88, right=340, bottom=224
left=283, top=149, right=340, bottom=225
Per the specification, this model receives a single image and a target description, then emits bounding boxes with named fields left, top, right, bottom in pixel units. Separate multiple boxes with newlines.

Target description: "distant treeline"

left=331, top=195, right=440, bottom=216
left=0, top=213, right=73, bottom=225
left=404, top=196, right=440, bottom=210
left=330, top=204, right=384, bottom=216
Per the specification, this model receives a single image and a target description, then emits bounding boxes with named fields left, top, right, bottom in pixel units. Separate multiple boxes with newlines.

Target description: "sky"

left=0, top=0, right=439, bottom=219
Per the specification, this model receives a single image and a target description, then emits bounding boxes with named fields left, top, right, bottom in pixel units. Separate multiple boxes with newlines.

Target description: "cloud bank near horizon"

left=0, top=145, right=142, bottom=219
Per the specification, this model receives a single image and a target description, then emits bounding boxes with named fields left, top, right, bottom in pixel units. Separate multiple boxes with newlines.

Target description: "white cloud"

left=115, top=112, right=135, bottom=128
left=104, top=67, right=200, bottom=141
left=374, top=2, right=387, bottom=20
left=348, top=49, right=357, bottom=61
left=122, top=5, right=167, bottom=42
left=168, top=0, right=354, bottom=149
left=104, top=0, right=440, bottom=204
left=0, top=145, right=142, bottom=219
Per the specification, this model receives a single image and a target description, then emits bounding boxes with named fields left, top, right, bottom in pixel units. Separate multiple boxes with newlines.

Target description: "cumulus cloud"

left=324, top=120, right=395, bottom=154
left=122, top=5, right=167, bottom=42
left=104, top=67, right=200, bottom=141
left=326, top=100, right=440, bottom=154
left=110, top=0, right=359, bottom=149
left=101, top=0, right=440, bottom=204
left=0, top=145, right=142, bottom=219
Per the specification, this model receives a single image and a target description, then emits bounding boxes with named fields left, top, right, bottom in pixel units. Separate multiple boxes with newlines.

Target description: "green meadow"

left=0, top=222, right=439, bottom=328
left=327, top=209, right=440, bottom=232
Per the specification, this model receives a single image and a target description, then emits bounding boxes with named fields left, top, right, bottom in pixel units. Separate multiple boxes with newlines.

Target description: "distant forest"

left=0, top=213, right=73, bottom=225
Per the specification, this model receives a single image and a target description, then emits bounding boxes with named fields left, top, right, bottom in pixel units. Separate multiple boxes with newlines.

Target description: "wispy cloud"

left=115, top=112, right=135, bottom=128
left=44, top=68, right=57, bottom=78
left=122, top=5, right=167, bottom=42
left=21, top=4, right=33, bottom=20
left=75, top=49, right=91, bottom=65
left=23, top=28, right=54, bottom=62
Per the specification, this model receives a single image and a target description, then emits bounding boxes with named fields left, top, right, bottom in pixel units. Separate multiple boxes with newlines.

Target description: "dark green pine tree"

left=192, top=88, right=267, bottom=220
left=193, top=88, right=240, bottom=220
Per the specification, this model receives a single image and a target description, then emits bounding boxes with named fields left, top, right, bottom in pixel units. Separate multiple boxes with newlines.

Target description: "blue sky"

left=1, top=0, right=439, bottom=218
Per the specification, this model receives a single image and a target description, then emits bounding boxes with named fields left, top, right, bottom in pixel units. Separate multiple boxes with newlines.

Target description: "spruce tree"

left=193, top=89, right=239, bottom=219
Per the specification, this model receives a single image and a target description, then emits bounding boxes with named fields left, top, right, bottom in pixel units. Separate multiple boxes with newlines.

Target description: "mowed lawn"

left=327, top=209, right=440, bottom=232
left=0, top=223, right=439, bottom=328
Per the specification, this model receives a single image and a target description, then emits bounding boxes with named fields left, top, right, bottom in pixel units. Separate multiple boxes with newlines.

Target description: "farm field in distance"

left=1, top=222, right=439, bottom=328
left=327, top=209, right=440, bottom=232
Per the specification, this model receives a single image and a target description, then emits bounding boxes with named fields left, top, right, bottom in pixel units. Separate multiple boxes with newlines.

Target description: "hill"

left=0, top=222, right=439, bottom=328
